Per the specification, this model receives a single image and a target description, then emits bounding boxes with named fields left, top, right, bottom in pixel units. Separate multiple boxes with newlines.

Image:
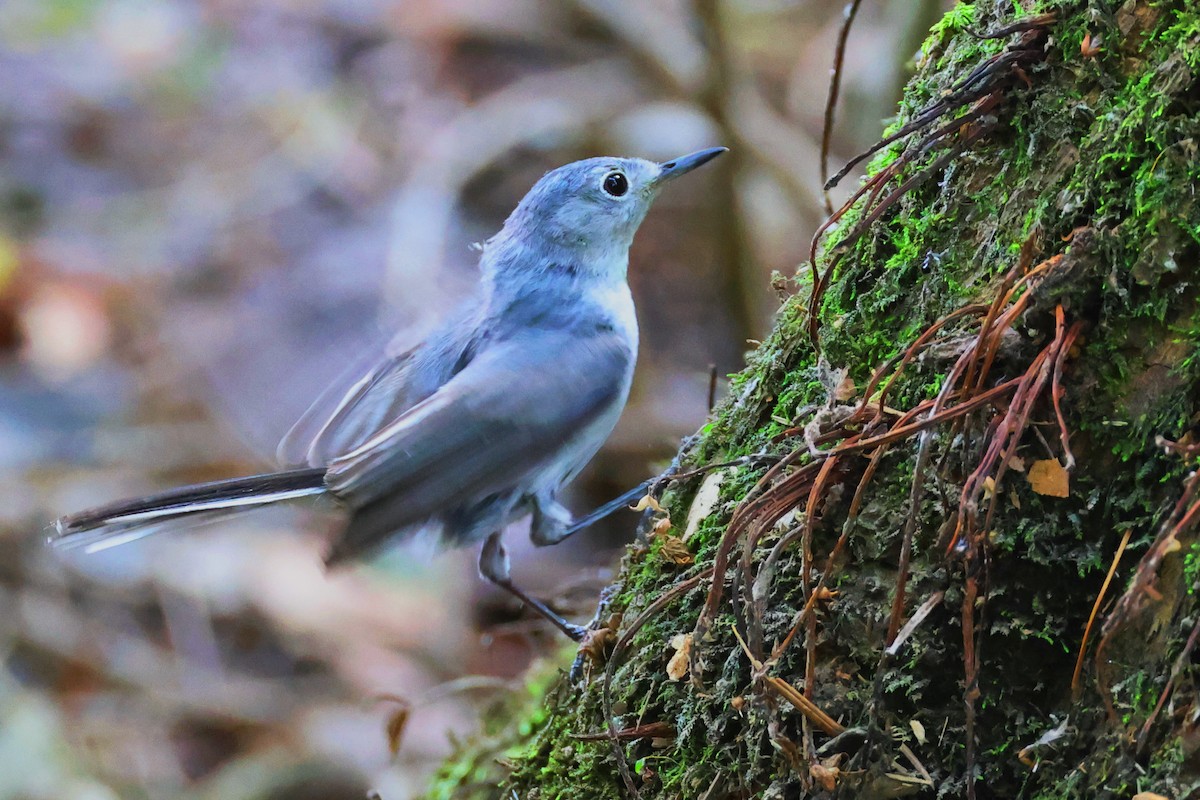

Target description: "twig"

left=820, top=0, right=865, bottom=215
left=731, top=623, right=845, bottom=736
left=1071, top=529, right=1131, bottom=696
left=886, top=591, right=946, bottom=656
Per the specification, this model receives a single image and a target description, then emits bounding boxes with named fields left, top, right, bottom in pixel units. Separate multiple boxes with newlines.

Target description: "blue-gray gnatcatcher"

left=52, top=146, right=728, bottom=639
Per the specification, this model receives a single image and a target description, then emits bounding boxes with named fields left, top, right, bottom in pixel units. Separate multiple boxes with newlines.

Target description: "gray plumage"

left=52, top=147, right=727, bottom=638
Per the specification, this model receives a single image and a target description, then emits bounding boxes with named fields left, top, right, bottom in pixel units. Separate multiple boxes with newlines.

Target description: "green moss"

left=929, top=2, right=976, bottom=43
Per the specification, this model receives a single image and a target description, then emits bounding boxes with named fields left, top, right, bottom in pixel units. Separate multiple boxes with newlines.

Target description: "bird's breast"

left=592, top=281, right=639, bottom=352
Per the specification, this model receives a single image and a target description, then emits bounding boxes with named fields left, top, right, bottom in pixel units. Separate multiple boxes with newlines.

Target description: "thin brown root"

left=1071, top=528, right=1131, bottom=697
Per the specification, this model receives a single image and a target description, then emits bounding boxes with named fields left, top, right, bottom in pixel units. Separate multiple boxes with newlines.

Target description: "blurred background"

left=0, top=0, right=949, bottom=797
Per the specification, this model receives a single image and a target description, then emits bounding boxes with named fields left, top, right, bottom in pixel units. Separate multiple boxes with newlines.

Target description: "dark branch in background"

left=819, top=0, right=864, bottom=217
left=694, top=0, right=762, bottom=348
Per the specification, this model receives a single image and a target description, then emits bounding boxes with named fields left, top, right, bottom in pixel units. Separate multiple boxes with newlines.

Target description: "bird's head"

left=491, top=147, right=727, bottom=277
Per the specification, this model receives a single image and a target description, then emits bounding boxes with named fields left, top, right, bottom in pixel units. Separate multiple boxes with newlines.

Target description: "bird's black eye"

left=602, top=171, right=629, bottom=197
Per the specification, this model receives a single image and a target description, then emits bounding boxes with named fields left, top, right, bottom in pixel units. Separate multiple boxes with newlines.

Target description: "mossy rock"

left=426, top=1, right=1200, bottom=798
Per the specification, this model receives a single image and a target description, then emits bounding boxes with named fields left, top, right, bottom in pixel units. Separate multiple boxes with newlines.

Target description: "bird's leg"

left=529, top=495, right=574, bottom=546
left=558, top=446, right=704, bottom=542
left=544, top=478, right=656, bottom=545
left=478, top=532, right=586, bottom=641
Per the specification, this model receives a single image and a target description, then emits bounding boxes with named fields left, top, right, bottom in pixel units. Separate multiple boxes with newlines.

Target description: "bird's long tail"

left=50, top=468, right=328, bottom=553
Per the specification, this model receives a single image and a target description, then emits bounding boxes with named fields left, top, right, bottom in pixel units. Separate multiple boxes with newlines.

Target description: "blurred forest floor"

left=0, top=1, right=946, bottom=797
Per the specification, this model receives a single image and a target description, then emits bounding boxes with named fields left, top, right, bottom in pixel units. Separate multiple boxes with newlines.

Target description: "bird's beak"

left=653, top=146, right=729, bottom=185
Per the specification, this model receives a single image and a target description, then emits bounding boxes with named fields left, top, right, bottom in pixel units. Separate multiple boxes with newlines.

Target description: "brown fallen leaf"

left=576, top=618, right=619, bottom=670
left=834, top=374, right=856, bottom=402
left=630, top=494, right=666, bottom=513
left=810, top=760, right=841, bottom=791
left=813, top=586, right=839, bottom=604
left=1028, top=459, right=1070, bottom=497
left=666, top=633, right=692, bottom=681
left=660, top=535, right=694, bottom=566
left=1132, top=793, right=1169, bottom=800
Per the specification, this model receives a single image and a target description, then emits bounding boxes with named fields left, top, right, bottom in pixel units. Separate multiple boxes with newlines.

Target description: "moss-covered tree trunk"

left=427, top=1, right=1200, bottom=798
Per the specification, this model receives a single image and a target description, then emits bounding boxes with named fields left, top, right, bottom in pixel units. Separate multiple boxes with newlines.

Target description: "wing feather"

left=325, top=325, right=633, bottom=527
left=276, top=348, right=412, bottom=467
left=277, top=303, right=483, bottom=467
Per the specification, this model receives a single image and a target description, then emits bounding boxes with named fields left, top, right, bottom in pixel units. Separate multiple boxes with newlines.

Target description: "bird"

left=51, top=146, right=728, bottom=640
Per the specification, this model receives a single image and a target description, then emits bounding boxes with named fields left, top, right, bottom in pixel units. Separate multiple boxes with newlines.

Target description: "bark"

left=426, top=1, right=1200, bottom=798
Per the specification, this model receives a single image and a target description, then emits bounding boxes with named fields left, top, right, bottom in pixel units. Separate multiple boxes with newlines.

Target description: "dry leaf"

left=983, top=476, right=996, bottom=498
left=660, top=535, right=694, bottom=566
left=576, top=620, right=619, bottom=669
left=813, top=587, right=839, bottom=603
left=653, top=517, right=672, bottom=535
left=666, top=633, right=692, bottom=680
left=630, top=494, right=666, bottom=513
left=910, top=719, right=926, bottom=745
left=1007, top=455, right=1026, bottom=472
left=810, top=762, right=840, bottom=791
left=834, top=374, right=856, bottom=402
left=1028, top=459, right=1070, bottom=497
left=1132, top=793, right=1169, bottom=800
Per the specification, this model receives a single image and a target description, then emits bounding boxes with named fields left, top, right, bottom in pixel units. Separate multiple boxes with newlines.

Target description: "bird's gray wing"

left=324, top=323, right=633, bottom=539
left=277, top=301, right=484, bottom=468
left=275, top=343, right=420, bottom=468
